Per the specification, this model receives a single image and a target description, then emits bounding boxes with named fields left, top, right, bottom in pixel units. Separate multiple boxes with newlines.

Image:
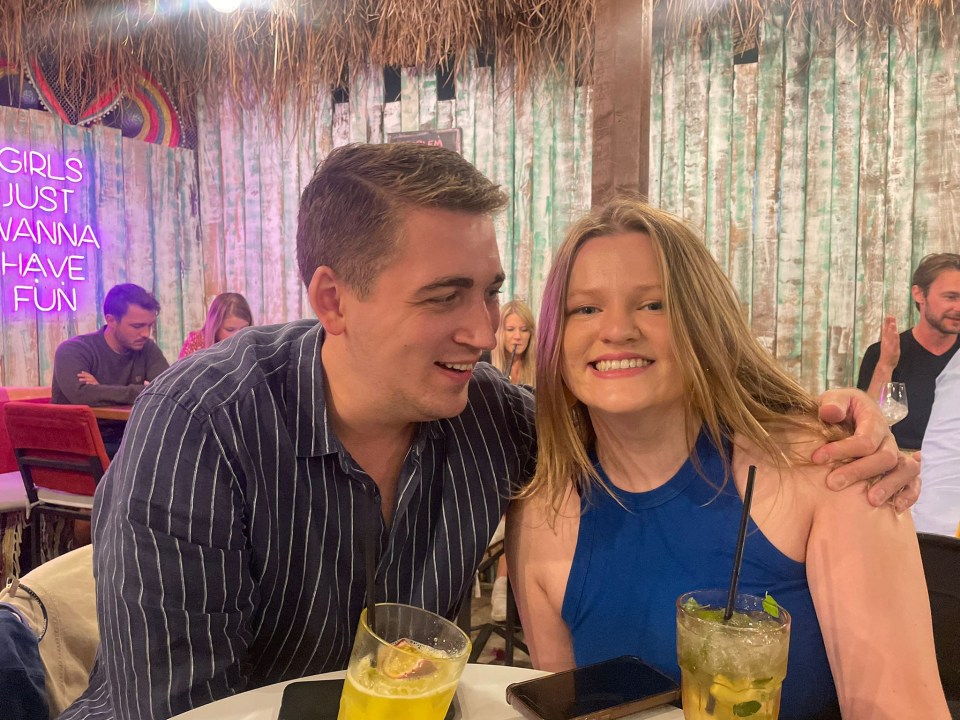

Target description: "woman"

left=492, top=300, right=536, bottom=386
left=178, top=292, right=253, bottom=359
left=489, top=300, right=537, bottom=621
left=507, top=199, right=948, bottom=719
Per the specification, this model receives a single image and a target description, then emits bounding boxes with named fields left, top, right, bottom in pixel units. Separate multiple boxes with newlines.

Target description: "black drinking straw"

left=724, top=465, right=757, bottom=622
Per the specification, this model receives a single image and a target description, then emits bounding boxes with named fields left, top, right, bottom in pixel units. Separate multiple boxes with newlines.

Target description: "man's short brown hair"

left=296, top=143, right=508, bottom=297
left=912, top=253, right=960, bottom=311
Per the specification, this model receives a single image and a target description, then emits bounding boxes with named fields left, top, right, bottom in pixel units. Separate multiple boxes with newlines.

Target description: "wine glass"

left=879, top=382, right=908, bottom=426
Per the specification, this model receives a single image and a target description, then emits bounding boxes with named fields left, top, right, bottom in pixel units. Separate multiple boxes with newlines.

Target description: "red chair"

left=2, top=402, right=109, bottom=569
left=0, top=393, right=50, bottom=580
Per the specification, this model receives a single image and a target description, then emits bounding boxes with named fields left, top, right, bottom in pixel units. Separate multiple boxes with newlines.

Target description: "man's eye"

left=430, top=293, right=457, bottom=305
left=486, top=287, right=503, bottom=300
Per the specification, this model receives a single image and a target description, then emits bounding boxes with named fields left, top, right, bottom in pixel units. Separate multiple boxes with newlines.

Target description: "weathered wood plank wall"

left=649, top=11, right=960, bottom=392
left=2, top=13, right=956, bottom=396
left=0, top=107, right=202, bottom=386
left=196, top=60, right=592, bottom=325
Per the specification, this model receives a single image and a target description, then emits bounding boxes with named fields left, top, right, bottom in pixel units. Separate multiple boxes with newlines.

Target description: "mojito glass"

left=676, top=590, right=791, bottom=720
left=338, top=603, right=471, bottom=720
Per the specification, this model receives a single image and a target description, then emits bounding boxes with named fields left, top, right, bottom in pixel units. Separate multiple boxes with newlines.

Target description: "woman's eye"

left=642, top=301, right=663, bottom=311
left=568, top=306, right=599, bottom=316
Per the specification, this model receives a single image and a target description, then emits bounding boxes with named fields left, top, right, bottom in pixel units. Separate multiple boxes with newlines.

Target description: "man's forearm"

left=61, top=381, right=143, bottom=406
left=865, top=363, right=895, bottom=401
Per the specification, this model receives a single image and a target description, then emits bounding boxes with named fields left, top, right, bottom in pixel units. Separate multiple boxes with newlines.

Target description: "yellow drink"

left=337, top=604, right=470, bottom=720
left=339, top=652, right=459, bottom=720
left=676, top=591, right=790, bottom=720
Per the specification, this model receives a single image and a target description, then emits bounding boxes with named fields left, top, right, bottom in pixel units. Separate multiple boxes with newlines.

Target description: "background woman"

left=507, top=199, right=947, bottom=719
left=178, top=292, right=253, bottom=359
left=489, top=299, right=537, bottom=621
left=492, top=299, right=536, bottom=386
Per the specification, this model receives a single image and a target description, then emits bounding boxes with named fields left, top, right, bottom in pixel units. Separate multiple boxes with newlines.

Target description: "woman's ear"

left=308, top=266, right=347, bottom=335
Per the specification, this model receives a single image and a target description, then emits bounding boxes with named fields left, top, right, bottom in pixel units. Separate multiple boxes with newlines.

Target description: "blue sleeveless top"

left=562, top=433, right=841, bottom=720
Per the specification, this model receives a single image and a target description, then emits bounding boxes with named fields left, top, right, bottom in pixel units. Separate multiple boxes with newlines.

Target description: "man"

left=857, top=253, right=960, bottom=449
left=915, top=350, right=960, bottom=536
left=62, top=144, right=917, bottom=720
left=51, top=283, right=169, bottom=456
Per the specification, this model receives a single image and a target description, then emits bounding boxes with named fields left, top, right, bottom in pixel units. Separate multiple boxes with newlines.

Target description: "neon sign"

left=0, top=146, right=100, bottom=313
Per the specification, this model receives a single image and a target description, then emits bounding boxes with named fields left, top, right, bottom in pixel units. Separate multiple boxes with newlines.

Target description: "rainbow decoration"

left=124, top=69, right=181, bottom=147
left=26, top=55, right=121, bottom=126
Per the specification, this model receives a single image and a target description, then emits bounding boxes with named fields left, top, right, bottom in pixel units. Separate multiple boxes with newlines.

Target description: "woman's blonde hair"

left=201, top=293, right=254, bottom=348
left=492, top=299, right=537, bottom=386
left=527, top=198, right=840, bottom=516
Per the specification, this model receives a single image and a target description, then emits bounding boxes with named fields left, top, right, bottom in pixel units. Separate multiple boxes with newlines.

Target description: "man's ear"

left=308, top=266, right=347, bottom=335
left=104, top=313, right=119, bottom=329
left=911, top=284, right=925, bottom=308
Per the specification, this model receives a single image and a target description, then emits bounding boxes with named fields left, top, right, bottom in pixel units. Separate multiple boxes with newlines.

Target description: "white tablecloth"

left=169, top=663, right=684, bottom=720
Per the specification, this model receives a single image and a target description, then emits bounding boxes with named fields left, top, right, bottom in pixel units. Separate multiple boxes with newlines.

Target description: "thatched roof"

left=0, top=0, right=956, bottom=118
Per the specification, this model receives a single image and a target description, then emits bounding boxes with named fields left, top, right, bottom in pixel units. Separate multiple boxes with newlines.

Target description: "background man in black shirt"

left=857, top=253, right=960, bottom=449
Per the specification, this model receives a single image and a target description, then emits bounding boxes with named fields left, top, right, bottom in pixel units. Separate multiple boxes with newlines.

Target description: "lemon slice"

left=377, top=638, right=439, bottom=679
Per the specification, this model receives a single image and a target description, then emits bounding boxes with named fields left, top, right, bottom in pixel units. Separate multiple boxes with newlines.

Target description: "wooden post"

left=591, top=0, right=653, bottom=207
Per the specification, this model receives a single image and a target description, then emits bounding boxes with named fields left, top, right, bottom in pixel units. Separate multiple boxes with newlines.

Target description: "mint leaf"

left=733, top=700, right=762, bottom=717
left=682, top=597, right=703, bottom=613
left=762, top=592, right=780, bottom=618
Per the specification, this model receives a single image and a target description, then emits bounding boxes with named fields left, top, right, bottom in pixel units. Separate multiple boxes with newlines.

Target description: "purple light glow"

left=0, top=145, right=99, bottom=315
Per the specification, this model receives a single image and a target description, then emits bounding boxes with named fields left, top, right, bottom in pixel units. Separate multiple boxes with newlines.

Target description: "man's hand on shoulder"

left=811, top=388, right=920, bottom=513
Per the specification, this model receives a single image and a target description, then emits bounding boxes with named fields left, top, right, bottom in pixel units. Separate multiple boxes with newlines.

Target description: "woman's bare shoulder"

left=511, top=484, right=581, bottom=538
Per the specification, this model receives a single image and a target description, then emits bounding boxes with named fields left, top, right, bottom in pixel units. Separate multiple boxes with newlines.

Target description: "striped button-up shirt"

left=61, top=320, right=536, bottom=720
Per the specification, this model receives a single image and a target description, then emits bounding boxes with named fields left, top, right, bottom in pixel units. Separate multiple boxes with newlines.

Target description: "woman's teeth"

left=593, top=358, right=651, bottom=372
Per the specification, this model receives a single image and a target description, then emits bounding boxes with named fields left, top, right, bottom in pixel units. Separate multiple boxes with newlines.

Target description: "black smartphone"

left=505, top=656, right=680, bottom=720
left=278, top=679, right=462, bottom=720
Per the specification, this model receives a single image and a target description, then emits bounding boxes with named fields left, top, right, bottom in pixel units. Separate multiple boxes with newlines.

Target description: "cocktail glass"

left=879, top=382, right=908, bottom=426
left=676, top=590, right=791, bottom=720
left=338, top=603, right=471, bottom=720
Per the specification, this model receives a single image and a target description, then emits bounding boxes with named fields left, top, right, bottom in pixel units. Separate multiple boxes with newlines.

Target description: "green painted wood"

left=574, top=85, right=593, bottom=227
left=492, top=65, right=517, bottom=300
left=257, top=106, right=286, bottom=326
left=648, top=36, right=664, bottom=206
left=196, top=93, right=226, bottom=300
left=852, top=30, right=891, bottom=376
left=752, top=8, right=786, bottom=357
left=914, top=14, right=960, bottom=258
left=400, top=67, right=419, bottom=132
left=659, top=38, right=686, bottom=212
left=529, top=76, right=555, bottom=303
left=884, top=20, right=919, bottom=334
left=512, top=76, right=535, bottom=303
left=704, top=24, right=734, bottom=270
left=799, top=24, right=837, bottom=395
left=728, top=61, right=758, bottom=318
left=826, top=38, right=861, bottom=388
left=681, top=35, right=709, bottom=228
left=418, top=69, right=438, bottom=130
left=455, top=54, right=477, bottom=165
left=775, top=18, right=811, bottom=380
left=240, top=106, right=265, bottom=327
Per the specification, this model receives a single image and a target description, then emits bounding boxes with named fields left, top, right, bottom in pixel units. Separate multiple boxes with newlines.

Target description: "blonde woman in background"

left=490, top=300, right=537, bottom=621
left=492, top=299, right=536, bottom=386
left=178, top=292, right=254, bottom=359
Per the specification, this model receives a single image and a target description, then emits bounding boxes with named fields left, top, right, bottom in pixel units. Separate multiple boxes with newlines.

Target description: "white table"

left=169, top=663, right=684, bottom=720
